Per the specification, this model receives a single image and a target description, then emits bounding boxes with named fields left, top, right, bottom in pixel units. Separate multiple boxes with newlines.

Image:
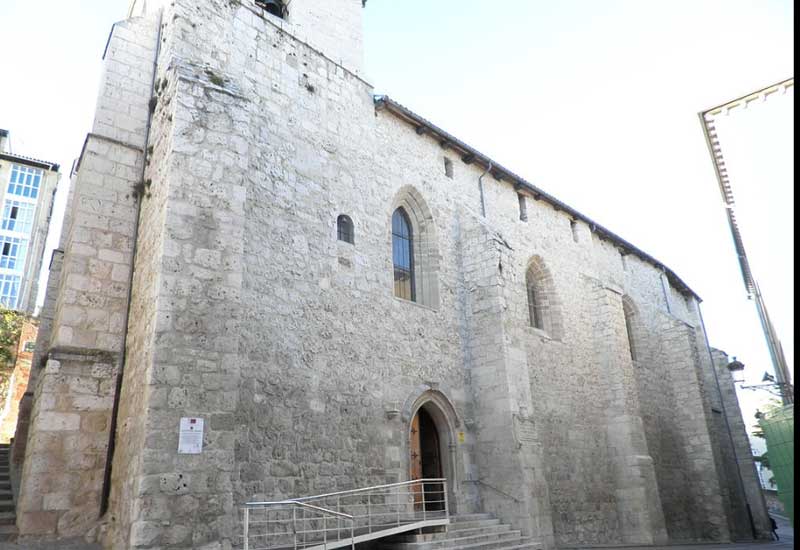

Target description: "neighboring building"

left=0, top=129, right=60, bottom=314
left=0, top=318, right=38, bottom=443
left=10, top=1, right=772, bottom=548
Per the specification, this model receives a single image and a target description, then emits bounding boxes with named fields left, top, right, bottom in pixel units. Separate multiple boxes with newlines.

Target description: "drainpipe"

left=478, top=161, right=492, bottom=218
left=99, top=7, right=165, bottom=516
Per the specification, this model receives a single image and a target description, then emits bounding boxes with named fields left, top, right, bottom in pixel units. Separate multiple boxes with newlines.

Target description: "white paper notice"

left=178, top=417, right=204, bottom=454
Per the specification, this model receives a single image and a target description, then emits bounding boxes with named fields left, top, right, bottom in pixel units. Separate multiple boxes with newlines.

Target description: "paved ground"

left=570, top=514, right=794, bottom=550
left=0, top=514, right=791, bottom=549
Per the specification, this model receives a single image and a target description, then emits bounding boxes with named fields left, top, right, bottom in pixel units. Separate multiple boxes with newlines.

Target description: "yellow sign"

left=457, top=431, right=465, bottom=444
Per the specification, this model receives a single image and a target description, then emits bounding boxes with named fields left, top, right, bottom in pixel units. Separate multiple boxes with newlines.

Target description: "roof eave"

left=374, top=95, right=702, bottom=302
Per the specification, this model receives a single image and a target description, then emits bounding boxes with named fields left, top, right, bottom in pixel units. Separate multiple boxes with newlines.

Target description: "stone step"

left=0, top=502, right=13, bottom=513
left=396, top=524, right=511, bottom=543
left=447, top=537, right=540, bottom=550
left=0, top=523, right=17, bottom=542
left=447, top=519, right=502, bottom=531
left=450, top=514, right=494, bottom=523
left=0, top=512, right=14, bottom=526
left=386, top=530, right=523, bottom=550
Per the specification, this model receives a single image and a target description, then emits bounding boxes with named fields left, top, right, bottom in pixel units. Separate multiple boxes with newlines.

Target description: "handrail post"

left=422, top=480, right=427, bottom=522
left=350, top=520, right=355, bottom=550
left=324, top=514, right=328, bottom=550
left=293, top=506, right=297, bottom=550
left=444, top=480, right=449, bottom=521
left=337, top=496, right=341, bottom=540
left=367, top=492, right=372, bottom=533
left=243, top=507, right=249, bottom=550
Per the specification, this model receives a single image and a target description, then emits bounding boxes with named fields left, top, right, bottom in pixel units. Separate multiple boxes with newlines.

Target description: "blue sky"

left=0, top=0, right=793, bottom=431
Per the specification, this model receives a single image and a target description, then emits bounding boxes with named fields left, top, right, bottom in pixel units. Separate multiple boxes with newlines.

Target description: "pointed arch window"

left=392, top=207, right=415, bottom=301
left=337, top=214, right=354, bottom=244
left=526, top=269, right=544, bottom=329
left=524, top=257, right=562, bottom=339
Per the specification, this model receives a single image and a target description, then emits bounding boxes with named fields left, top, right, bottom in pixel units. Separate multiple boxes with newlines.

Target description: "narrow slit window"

left=518, top=193, right=528, bottom=221
left=623, top=298, right=638, bottom=361
left=570, top=220, right=579, bottom=243
left=444, top=157, right=454, bottom=179
left=256, top=0, right=286, bottom=19
left=337, top=214, right=354, bottom=244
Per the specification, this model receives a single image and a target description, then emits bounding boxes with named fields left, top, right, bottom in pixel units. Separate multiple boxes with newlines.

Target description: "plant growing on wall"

left=0, top=306, right=24, bottom=414
left=0, top=307, right=23, bottom=369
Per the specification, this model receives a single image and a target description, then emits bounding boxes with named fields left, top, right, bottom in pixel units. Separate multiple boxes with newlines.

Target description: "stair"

left=0, top=444, right=17, bottom=542
left=380, top=514, right=542, bottom=550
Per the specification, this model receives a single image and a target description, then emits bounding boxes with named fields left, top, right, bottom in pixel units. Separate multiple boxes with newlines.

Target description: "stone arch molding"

left=389, top=186, right=440, bottom=308
left=400, top=383, right=462, bottom=431
left=524, top=255, right=564, bottom=340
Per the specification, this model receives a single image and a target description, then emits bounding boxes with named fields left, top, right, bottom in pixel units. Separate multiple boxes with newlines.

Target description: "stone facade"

left=14, top=0, right=771, bottom=548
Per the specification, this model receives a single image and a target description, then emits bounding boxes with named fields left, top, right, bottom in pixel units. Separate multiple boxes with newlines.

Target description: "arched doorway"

left=409, top=406, right=445, bottom=512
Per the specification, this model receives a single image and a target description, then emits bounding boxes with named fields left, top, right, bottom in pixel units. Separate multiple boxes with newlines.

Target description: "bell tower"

left=255, top=0, right=366, bottom=75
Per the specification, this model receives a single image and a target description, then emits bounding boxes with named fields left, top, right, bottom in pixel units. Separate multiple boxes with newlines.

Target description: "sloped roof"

left=375, top=95, right=700, bottom=301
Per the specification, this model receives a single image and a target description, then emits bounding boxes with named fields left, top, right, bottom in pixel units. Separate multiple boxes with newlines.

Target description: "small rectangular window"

left=443, top=157, right=454, bottom=179
left=570, top=220, right=579, bottom=243
left=518, top=193, right=528, bottom=221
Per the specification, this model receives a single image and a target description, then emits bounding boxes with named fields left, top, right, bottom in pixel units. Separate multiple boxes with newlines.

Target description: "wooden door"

left=409, top=412, right=423, bottom=508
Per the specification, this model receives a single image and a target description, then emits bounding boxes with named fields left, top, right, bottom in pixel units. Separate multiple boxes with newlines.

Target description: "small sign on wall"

left=457, top=431, right=465, bottom=444
left=178, top=417, right=204, bottom=454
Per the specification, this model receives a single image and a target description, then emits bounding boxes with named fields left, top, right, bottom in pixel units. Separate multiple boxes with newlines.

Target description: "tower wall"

left=14, top=12, right=160, bottom=540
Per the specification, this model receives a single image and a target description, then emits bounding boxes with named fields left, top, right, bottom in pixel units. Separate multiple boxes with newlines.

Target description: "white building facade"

left=0, top=130, right=60, bottom=313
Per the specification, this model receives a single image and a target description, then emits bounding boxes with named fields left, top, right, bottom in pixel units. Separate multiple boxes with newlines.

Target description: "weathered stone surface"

left=15, top=1, right=771, bottom=549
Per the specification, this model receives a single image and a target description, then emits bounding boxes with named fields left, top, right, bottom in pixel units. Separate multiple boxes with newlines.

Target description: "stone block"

left=42, top=492, right=71, bottom=511
left=16, top=511, right=59, bottom=535
left=36, top=411, right=81, bottom=431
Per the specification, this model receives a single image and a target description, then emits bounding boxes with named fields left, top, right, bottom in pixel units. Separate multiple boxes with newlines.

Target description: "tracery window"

left=392, top=208, right=414, bottom=301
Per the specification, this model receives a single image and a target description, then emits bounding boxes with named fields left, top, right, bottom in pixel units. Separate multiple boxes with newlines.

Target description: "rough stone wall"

left=98, top=2, right=743, bottom=547
left=15, top=350, right=118, bottom=537
left=11, top=246, right=67, bottom=478
left=18, top=1, right=760, bottom=548
left=708, top=348, right=772, bottom=540
left=15, top=10, right=159, bottom=541
left=639, top=316, right=729, bottom=541
left=459, top=215, right=555, bottom=546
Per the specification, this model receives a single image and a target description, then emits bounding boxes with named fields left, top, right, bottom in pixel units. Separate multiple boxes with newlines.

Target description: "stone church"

left=9, top=0, right=771, bottom=548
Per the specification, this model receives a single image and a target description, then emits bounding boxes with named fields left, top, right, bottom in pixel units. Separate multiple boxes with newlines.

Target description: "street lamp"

left=739, top=371, right=795, bottom=401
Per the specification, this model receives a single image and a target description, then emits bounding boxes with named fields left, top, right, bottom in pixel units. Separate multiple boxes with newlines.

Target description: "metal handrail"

left=246, top=478, right=448, bottom=506
left=241, top=479, right=449, bottom=550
